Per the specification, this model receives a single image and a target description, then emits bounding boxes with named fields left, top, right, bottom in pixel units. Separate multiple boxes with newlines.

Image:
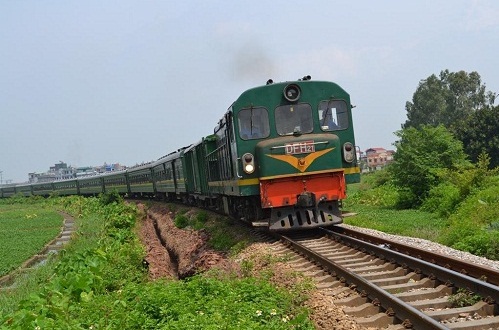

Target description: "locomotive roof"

left=232, top=79, right=349, bottom=111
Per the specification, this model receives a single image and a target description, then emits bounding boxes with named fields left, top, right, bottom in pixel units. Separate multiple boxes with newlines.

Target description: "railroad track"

left=333, top=226, right=499, bottom=287
left=267, top=227, right=499, bottom=329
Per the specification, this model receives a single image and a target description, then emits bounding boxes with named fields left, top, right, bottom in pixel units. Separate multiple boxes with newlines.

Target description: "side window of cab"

left=238, top=107, right=270, bottom=140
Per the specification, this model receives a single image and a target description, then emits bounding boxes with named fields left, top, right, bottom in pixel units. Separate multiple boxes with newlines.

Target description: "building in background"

left=28, top=161, right=126, bottom=183
left=359, top=147, right=394, bottom=172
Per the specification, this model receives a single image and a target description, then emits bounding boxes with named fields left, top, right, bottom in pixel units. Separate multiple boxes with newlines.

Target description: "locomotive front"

left=233, top=78, right=360, bottom=230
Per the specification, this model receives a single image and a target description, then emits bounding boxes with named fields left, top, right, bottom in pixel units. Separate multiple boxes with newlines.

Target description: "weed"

left=209, top=228, right=237, bottom=251
left=174, top=214, right=189, bottom=228
left=345, top=183, right=398, bottom=209
left=0, top=196, right=318, bottom=330
left=99, top=190, right=123, bottom=205
left=448, top=288, right=481, bottom=307
left=241, top=259, right=254, bottom=277
left=196, top=210, right=208, bottom=224
left=229, top=240, right=250, bottom=256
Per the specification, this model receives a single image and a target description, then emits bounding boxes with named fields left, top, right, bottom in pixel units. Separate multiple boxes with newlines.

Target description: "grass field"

left=343, top=204, right=447, bottom=242
left=0, top=205, right=63, bottom=277
left=344, top=182, right=447, bottom=242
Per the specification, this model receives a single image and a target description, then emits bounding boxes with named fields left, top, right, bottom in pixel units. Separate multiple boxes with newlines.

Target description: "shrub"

left=421, top=182, right=461, bottom=217
left=174, top=214, right=189, bottom=228
left=363, top=168, right=393, bottom=187
left=451, top=231, right=499, bottom=260
left=438, top=175, right=499, bottom=259
left=345, top=183, right=398, bottom=209
left=389, top=125, right=471, bottom=207
left=99, top=190, right=123, bottom=205
left=196, top=211, right=208, bottom=224
left=395, top=188, right=419, bottom=209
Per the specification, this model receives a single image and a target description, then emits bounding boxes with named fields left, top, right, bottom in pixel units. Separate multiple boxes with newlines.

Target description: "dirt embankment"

left=137, top=203, right=233, bottom=280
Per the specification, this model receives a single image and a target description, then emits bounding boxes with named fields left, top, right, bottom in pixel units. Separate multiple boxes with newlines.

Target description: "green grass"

left=345, top=173, right=499, bottom=260
left=170, top=204, right=253, bottom=253
left=68, top=276, right=312, bottom=329
left=0, top=205, right=63, bottom=277
left=1, top=196, right=314, bottom=329
left=344, top=204, right=446, bottom=242
left=344, top=181, right=447, bottom=242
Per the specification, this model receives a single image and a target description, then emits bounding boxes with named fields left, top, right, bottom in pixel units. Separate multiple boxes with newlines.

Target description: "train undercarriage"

left=136, top=188, right=343, bottom=231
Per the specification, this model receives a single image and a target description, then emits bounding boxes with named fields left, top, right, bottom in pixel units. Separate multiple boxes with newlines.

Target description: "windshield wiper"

left=322, top=100, right=333, bottom=126
left=250, top=106, right=254, bottom=136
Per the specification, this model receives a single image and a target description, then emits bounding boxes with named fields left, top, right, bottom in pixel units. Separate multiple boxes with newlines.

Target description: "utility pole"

left=0, top=170, right=3, bottom=186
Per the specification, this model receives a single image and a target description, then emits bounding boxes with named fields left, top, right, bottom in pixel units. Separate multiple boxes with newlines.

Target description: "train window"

left=226, top=112, right=234, bottom=142
left=318, top=100, right=349, bottom=131
left=275, top=103, right=313, bottom=135
left=238, top=107, right=270, bottom=140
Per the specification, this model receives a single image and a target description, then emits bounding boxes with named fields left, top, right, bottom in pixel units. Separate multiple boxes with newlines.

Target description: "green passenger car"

left=102, top=171, right=129, bottom=195
left=127, top=164, right=155, bottom=198
left=78, top=176, right=104, bottom=196
left=52, top=179, right=79, bottom=196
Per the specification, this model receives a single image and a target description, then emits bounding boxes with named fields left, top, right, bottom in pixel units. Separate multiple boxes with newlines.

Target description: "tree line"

left=387, top=69, right=498, bottom=208
left=356, top=71, right=499, bottom=258
left=403, top=69, right=498, bottom=167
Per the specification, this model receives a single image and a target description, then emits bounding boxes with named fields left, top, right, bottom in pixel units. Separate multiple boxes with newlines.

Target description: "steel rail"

left=322, top=227, right=499, bottom=304
left=332, top=225, right=499, bottom=286
left=275, top=232, right=449, bottom=330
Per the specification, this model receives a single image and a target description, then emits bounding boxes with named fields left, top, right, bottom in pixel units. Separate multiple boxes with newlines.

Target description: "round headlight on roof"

left=283, top=84, right=301, bottom=102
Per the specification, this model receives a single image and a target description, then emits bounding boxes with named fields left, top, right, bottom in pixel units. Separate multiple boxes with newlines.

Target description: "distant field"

left=0, top=205, right=63, bottom=277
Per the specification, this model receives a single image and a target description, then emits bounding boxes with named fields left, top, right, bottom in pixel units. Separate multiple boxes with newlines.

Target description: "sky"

left=1, top=1, right=498, bottom=183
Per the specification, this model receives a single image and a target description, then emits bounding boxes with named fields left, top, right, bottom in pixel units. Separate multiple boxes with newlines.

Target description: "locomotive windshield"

left=318, top=100, right=349, bottom=131
left=275, top=103, right=313, bottom=136
left=238, top=106, right=270, bottom=140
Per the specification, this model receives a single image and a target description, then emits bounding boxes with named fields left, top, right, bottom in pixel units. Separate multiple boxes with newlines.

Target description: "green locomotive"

left=1, top=76, right=360, bottom=231
left=203, top=76, right=360, bottom=230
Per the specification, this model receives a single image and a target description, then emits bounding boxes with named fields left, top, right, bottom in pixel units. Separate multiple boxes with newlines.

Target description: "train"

left=0, top=76, right=360, bottom=231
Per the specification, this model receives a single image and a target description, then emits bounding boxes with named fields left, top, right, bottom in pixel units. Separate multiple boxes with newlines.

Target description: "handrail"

left=270, top=140, right=329, bottom=150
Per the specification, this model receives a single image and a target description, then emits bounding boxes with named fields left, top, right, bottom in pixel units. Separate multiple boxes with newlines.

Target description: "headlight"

left=283, top=84, right=301, bottom=102
left=343, top=142, right=355, bottom=163
left=242, top=153, right=255, bottom=174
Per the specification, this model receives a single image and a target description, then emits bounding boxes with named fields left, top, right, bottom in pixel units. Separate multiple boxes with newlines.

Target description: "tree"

left=453, top=105, right=499, bottom=168
left=404, top=70, right=495, bottom=129
left=404, top=74, right=448, bottom=128
left=404, top=69, right=498, bottom=168
left=390, top=125, right=470, bottom=208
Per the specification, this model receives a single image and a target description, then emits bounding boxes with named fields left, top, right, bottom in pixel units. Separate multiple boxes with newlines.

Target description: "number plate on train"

left=285, top=140, right=315, bottom=155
